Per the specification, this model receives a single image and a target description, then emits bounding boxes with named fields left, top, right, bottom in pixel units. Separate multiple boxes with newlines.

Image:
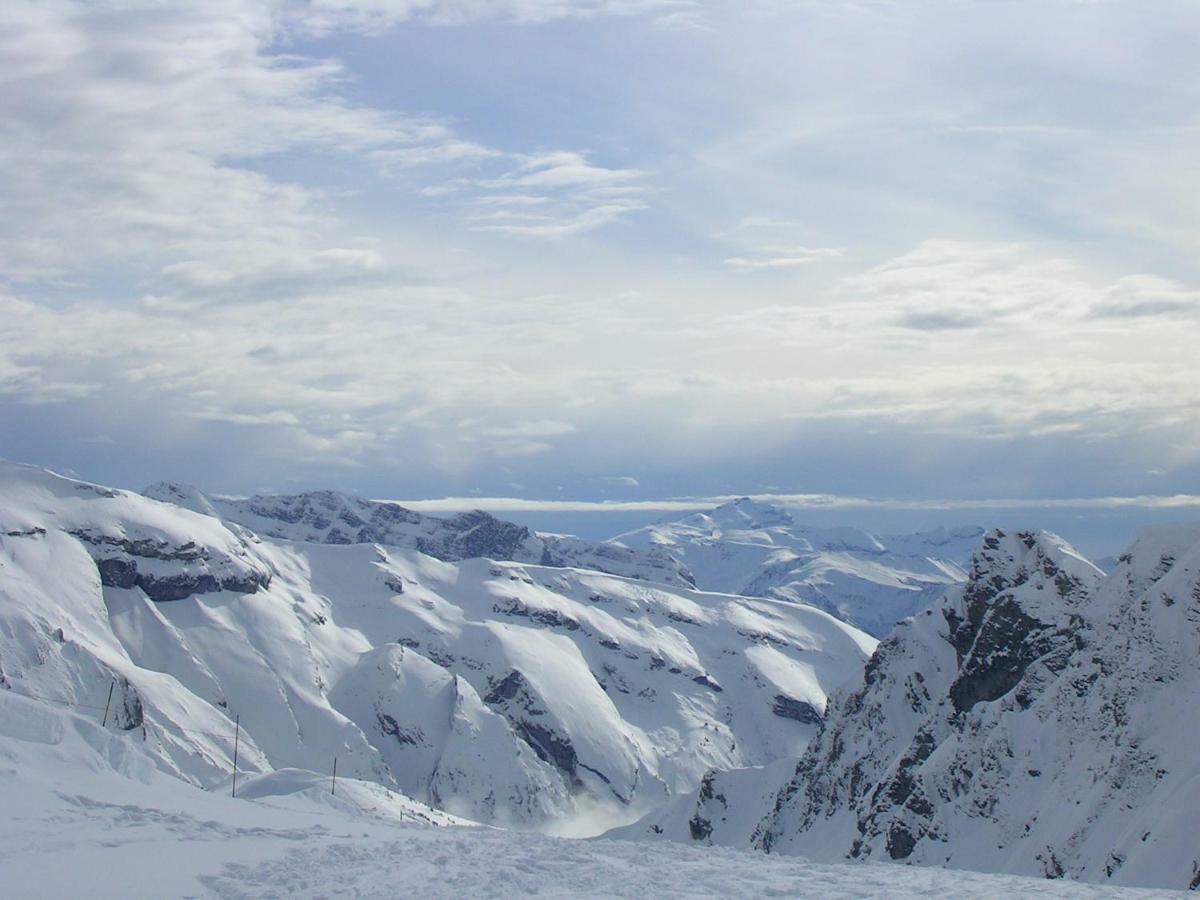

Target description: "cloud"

left=0, top=1, right=651, bottom=292
left=393, top=492, right=1200, bottom=514
left=716, top=217, right=841, bottom=272
left=466, top=152, right=650, bottom=238
left=295, top=0, right=700, bottom=33
left=835, top=240, right=1200, bottom=332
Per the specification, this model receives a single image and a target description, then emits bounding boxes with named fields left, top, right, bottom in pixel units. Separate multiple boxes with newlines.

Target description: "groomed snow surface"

left=0, top=694, right=1174, bottom=899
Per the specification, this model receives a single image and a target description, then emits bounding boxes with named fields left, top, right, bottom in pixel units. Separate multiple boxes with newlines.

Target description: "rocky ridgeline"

left=144, top=482, right=695, bottom=589
left=618, top=525, right=1200, bottom=891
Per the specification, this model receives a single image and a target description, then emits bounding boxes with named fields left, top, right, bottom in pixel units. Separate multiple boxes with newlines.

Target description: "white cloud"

left=296, top=0, right=699, bottom=32
left=392, top=492, right=1200, bottom=514
left=466, top=152, right=650, bottom=238
left=0, top=1, right=651, bottom=290
left=716, top=217, right=841, bottom=272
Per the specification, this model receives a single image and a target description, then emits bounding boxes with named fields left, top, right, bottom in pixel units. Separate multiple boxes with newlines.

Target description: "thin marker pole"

left=331, top=756, right=337, bottom=797
left=101, top=681, right=115, bottom=727
left=231, top=714, right=240, bottom=798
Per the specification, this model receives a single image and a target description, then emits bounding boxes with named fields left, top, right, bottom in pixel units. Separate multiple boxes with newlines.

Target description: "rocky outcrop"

left=755, top=529, right=1102, bottom=862
left=616, top=526, right=1200, bottom=890
left=144, top=483, right=695, bottom=588
left=70, top=527, right=271, bottom=602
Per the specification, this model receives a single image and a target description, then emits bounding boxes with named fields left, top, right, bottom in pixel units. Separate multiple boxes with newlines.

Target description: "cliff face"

left=614, top=525, right=1200, bottom=890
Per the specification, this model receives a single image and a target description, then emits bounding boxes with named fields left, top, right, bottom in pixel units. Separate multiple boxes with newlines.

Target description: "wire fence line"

left=3, top=682, right=239, bottom=741
left=3, top=681, right=343, bottom=796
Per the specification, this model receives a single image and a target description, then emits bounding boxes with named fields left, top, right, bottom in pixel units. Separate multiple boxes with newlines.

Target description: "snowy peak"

left=616, top=501, right=979, bottom=637
left=626, top=525, right=1200, bottom=890
left=941, top=529, right=1100, bottom=716
left=708, top=497, right=794, bottom=530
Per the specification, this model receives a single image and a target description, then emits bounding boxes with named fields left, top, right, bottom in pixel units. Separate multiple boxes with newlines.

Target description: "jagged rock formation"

left=145, top=482, right=695, bottom=589
left=614, top=525, right=1200, bottom=891
left=615, top=498, right=981, bottom=636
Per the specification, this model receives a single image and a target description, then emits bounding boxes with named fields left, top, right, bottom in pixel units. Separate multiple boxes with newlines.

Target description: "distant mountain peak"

left=710, top=497, right=793, bottom=528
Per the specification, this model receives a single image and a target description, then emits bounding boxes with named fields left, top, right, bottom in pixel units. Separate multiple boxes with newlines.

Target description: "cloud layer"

left=1, top=0, right=1197, bottom=514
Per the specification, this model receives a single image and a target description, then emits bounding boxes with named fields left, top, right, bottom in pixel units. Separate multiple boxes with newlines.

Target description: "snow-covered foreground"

left=0, top=696, right=1175, bottom=900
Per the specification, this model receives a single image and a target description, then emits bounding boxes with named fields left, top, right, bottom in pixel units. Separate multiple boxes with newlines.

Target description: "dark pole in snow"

left=231, top=714, right=240, bottom=798
left=331, top=756, right=337, bottom=797
left=101, top=680, right=115, bottom=728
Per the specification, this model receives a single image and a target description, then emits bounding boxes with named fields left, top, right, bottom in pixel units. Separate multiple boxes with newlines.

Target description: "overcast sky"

left=2, top=0, right=1198, bottom=549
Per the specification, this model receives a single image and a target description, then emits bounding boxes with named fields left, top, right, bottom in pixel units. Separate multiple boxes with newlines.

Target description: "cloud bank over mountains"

left=1, top=0, right=1197, bottom=509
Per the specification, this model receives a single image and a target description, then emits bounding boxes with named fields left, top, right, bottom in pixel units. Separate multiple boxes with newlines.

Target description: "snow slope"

left=0, top=461, right=874, bottom=834
left=144, top=481, right=695, bottom=588
left=0, top=690, right=1172, bottom=899
left=615, top=498, right=980, bottom=636
left=614, top=525, right=1200, bottom=891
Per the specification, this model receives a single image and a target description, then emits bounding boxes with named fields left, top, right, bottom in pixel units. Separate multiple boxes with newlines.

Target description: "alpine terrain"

left=616, top=498, right=983, bottom=637
left=612, top=526, right=1200, bottom=891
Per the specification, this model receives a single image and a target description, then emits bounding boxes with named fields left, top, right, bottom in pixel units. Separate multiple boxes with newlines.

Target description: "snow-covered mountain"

left=0, top=461, right=874, bottom=834
left=612, top=525, right=1200, bottom=891
left=144, top=481, right=696, bottom=589
left=615, top=498, right=981, bottom=637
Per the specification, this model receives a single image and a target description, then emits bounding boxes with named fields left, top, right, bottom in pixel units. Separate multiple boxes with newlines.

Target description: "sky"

left=1, top=0, right=1198, bottom=554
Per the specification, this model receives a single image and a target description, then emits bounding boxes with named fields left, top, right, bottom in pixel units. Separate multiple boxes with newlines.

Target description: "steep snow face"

left=753, top=529, right=1103, bottom=864
left=617, top=526, right=1200, bottom=890
left=0, top=462, right=874, bottom=834
left=145, top=482, right=695, bottom=589
left=616, top=499, right=980, bottom=636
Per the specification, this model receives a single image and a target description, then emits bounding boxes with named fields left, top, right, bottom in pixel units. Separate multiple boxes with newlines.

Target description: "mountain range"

left=3, top=459, right=1198, bottom=890
left=616, top=497, right=982, bottom=637
left=611, top=524, right=1200, bottom=890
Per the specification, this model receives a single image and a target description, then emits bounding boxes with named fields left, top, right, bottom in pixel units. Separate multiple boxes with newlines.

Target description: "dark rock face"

left=492, top=598, right=580, bottom=631
left=73, top=529, right=270, bottom=602
left=484, top=670, right=581, bottom=784
left=110, top=677, right=144, bottom=731
left=944, top=530, right=1086, bottom=714
left=429, top=510, right=534, bottom=562
left=378, top=712, right=423, bottom=746
left=755, top=528, right=1105, bottom=871
left=771, top=695, right=822, bottom=724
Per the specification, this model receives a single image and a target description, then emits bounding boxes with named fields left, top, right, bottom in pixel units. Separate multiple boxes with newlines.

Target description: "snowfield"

left=0, top=693, right=1176, bottom=899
